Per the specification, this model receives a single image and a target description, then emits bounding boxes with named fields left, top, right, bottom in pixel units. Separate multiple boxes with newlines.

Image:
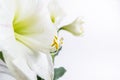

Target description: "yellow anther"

left=54, top=35, right=58, bottom=40
left=51, top=35, right=59, bottom=50
left=55, top=43, right=59, bottom=50
left=51, top=42, right=55, bottom=47
left=51, top=35, right=64, bottom=50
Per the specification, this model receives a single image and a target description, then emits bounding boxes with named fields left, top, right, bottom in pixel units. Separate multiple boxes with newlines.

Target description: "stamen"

left=54, top=35, right=58, bottom=40
left=51, top=35, right=59, bottom=50
left=51, top=35, right=64, bottom=51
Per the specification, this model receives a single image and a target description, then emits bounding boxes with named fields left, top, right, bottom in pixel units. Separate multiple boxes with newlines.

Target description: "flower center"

left=13, top=15, right=38, bottom=36
left=12, top=13, right=40, bottom=52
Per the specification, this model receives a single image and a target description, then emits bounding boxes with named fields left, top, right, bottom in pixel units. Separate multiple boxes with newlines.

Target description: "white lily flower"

left=0, top=0, right=83, bottom=80
left=0, top=0, right=56, bottom=80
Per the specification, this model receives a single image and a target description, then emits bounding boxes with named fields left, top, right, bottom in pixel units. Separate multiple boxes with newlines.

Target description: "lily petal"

left=26, top=52, right=54, bottom=80
left=48, top=0, right=66, bottom=25
left=0, top=39, right=37, bottom=80
left=0, top=0, right=15, bottom=24
left=1, top=37, right=54, bottom=80
left=0, top=60, right=16, bottom=80
left=0, top=0, right=15, bottom=42
left=13, top=0, right=47, bottom=22
left=11, top=58, right=37, bottom=80
left=0, top=24, right=14, bottom=44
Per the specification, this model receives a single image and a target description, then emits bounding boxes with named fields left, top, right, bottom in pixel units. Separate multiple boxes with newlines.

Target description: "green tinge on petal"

left=14, top=32, right=42, bottom=53
left=14, top=32, right=31, bottom=50
left=12, top=13, right=40, bottom=52
left=13, top=14, right=39, bottom=35
left=48, top=0, right=66, bottom=24
left=59, top=18, right=84, bottom=36
left=51, top=15, right=56, bottom=23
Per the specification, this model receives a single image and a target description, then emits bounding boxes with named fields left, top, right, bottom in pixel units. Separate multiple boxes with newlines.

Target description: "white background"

left=55, top=0, right=120, bottom=80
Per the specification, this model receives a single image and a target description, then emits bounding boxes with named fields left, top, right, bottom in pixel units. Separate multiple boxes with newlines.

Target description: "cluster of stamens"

left=51, top=35, right=63, bottom=51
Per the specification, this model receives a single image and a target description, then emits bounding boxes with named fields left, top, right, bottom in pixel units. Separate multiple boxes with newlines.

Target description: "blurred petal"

left=12, top=59, right=37, bottom=80
left=0, top=25, right=14, bottom=44
left=0, top=34, right=54, bottom=80
left=48, top=0, right=66, bottom=25
left=0, top=0, right=15, bottom=43
left=0, top=59, right=15, bottom=80
left=14, top=0, right=46, bottom=22
left=0, top=0, right=15, bottom=24
left=0, top=39, right=37, bottom=80
left=26, top=52, right=54, bottom=80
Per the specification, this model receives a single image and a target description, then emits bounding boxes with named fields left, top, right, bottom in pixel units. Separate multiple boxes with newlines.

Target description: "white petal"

left=26, top=52, right=54, bottom=80
left=0, top=0, right=15, bottom=43
left=0, top=39, right=37, bottom=80
left=0, top=0, right=15, bottom=24
left=10, top=58, right=37, bottom=80
left=0, top=60, right=15, bottom=80
left=0, top=37, right=54, bottom=80
left=59, top=16, right=84, bottom=36
left=13, top=0, right=51, bottom=23
left=48, top=0, right=66, bottom=25
left=0, top=24, right=14, bottom=44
